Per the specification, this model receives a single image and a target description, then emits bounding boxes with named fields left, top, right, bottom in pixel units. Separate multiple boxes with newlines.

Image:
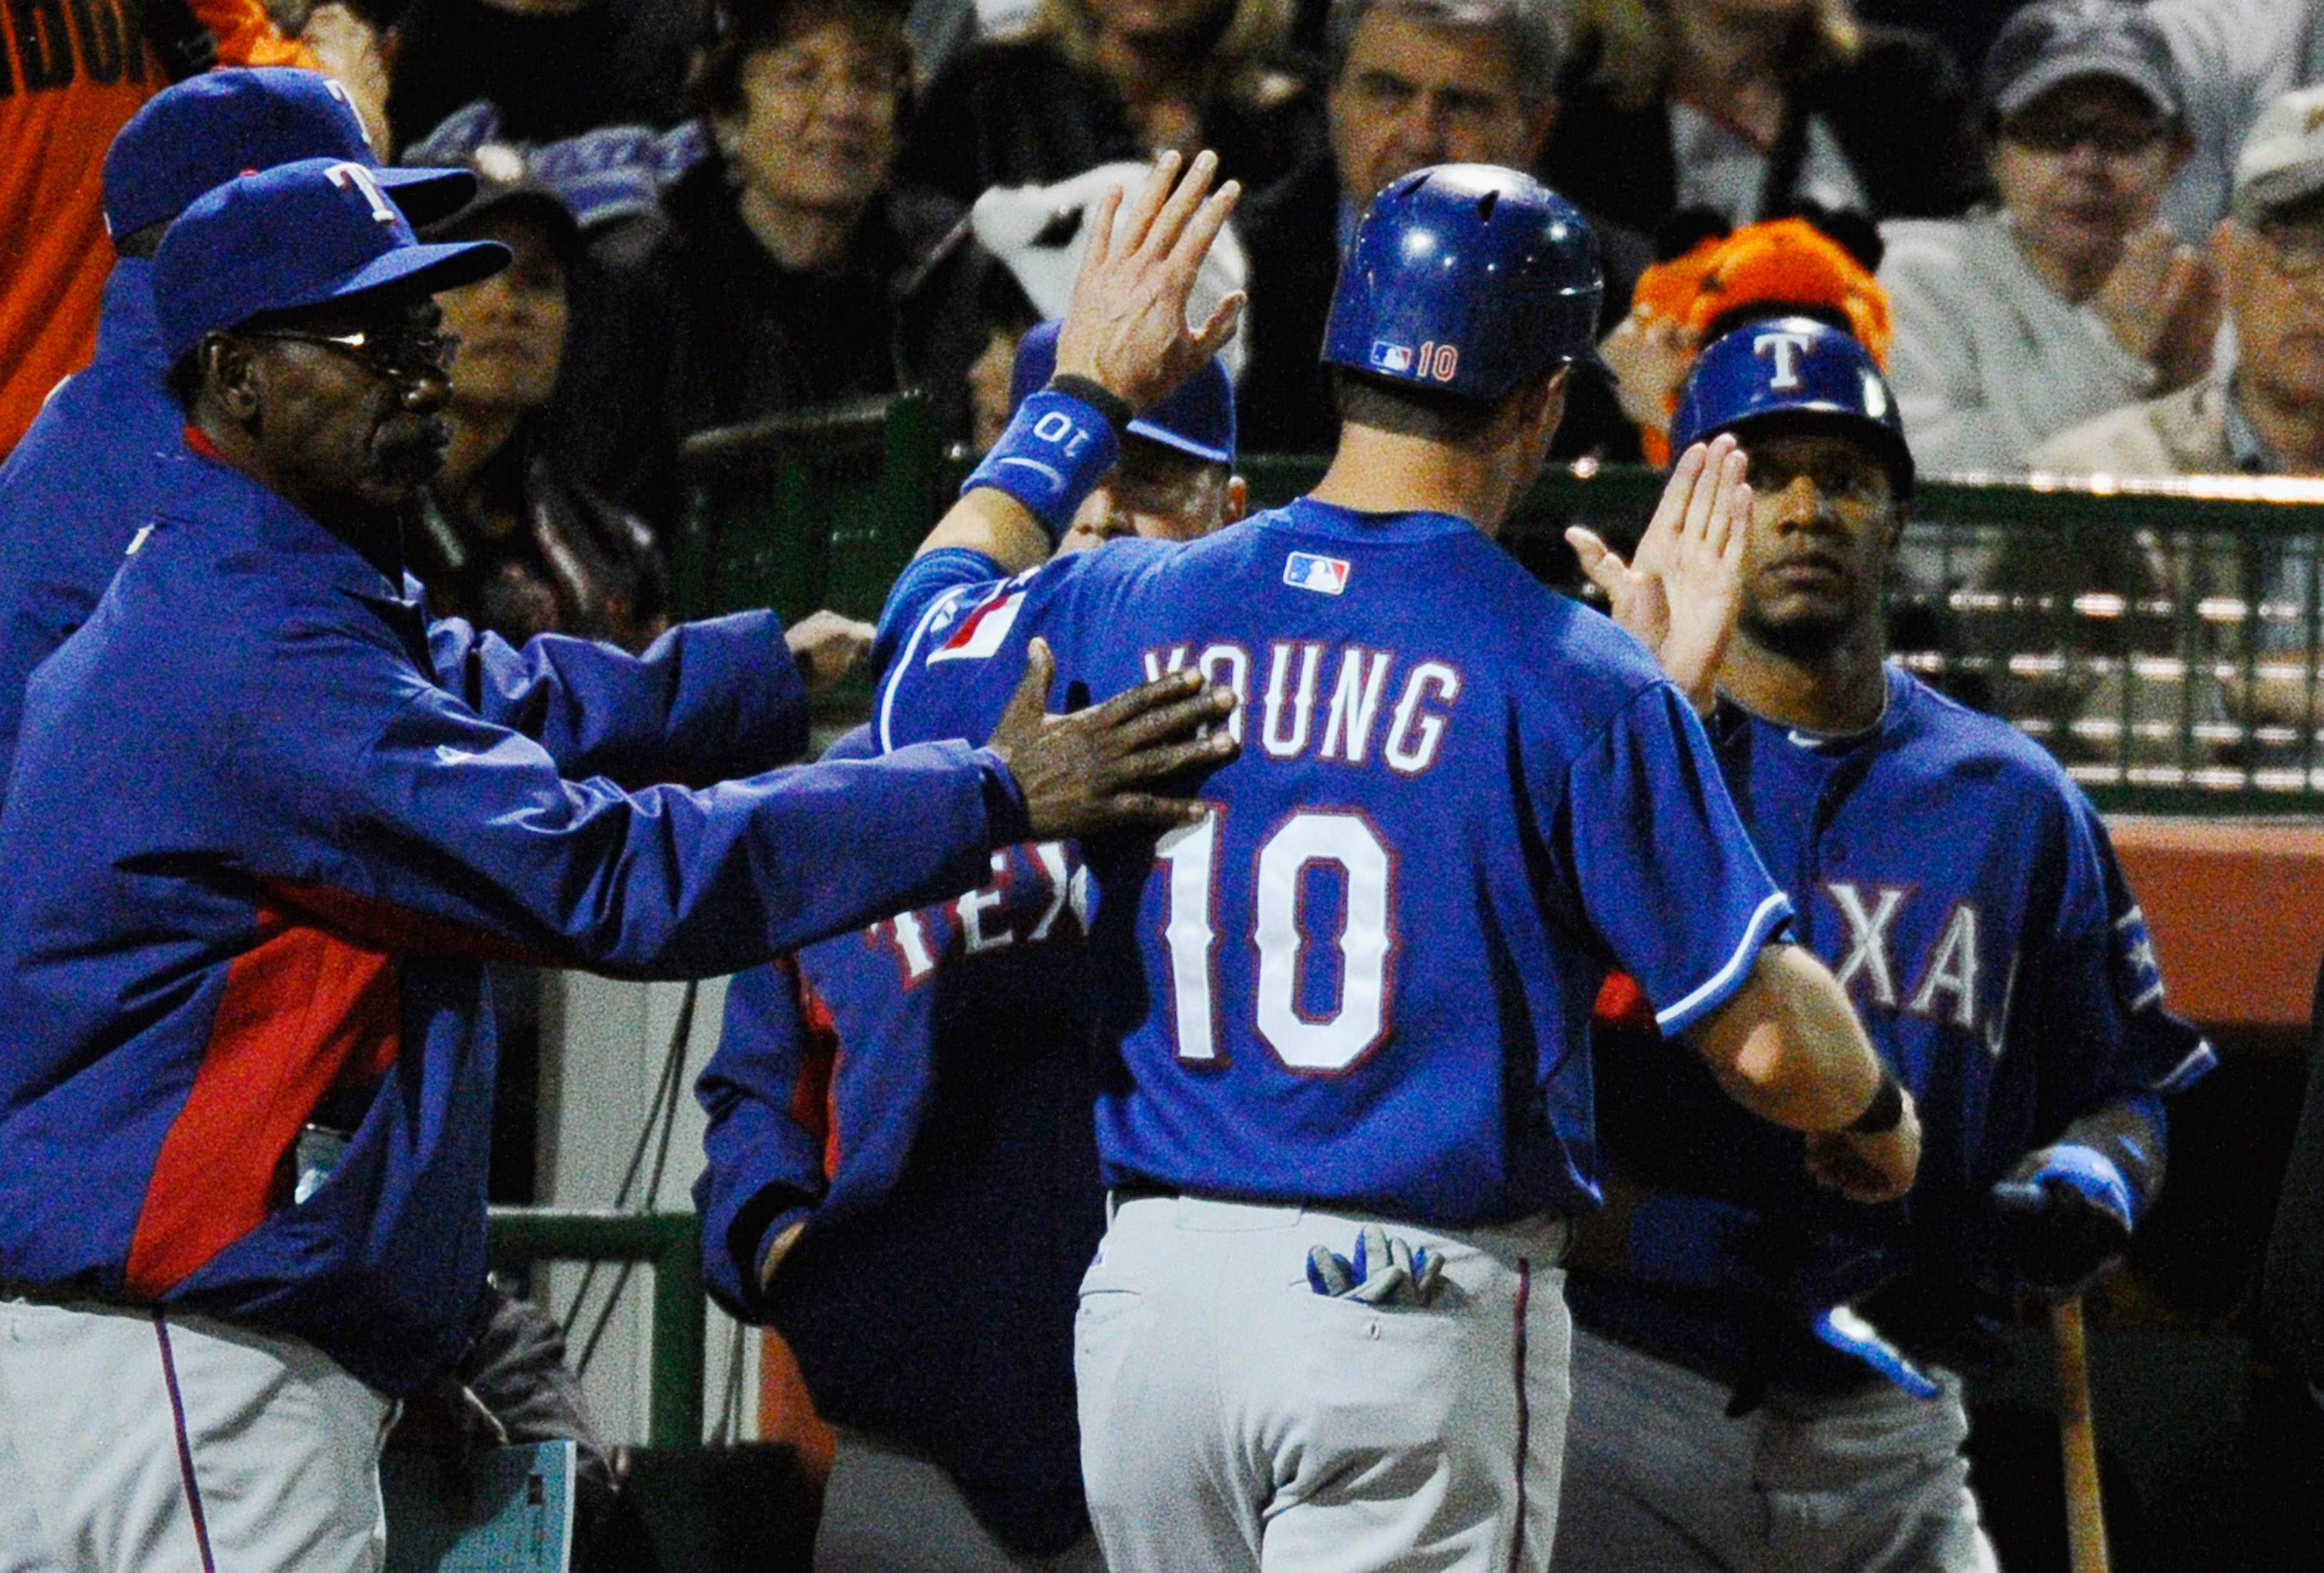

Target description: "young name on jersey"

left=1141, top=640, right=1461, bottom=774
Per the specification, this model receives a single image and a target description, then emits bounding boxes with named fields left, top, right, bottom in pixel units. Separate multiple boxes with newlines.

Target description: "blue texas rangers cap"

left=1669, top=316, right=1914, bottom=498
left=104, top=67, right=474, bottom=244
left=154, top=157, right=510, bottom=362
left=1010, top=320, right=1236, bottom=464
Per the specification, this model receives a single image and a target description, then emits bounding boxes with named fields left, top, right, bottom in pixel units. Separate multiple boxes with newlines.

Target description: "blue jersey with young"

left=876, top=496, right=1794, bottom=1225
left=1571, top=668, right=2214, bottom=1381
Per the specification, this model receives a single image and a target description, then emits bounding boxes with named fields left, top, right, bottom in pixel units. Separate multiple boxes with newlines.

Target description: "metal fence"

left=672, top=395, right=2324, bottom=815
left=488, top=1207, right=706, bottom=1449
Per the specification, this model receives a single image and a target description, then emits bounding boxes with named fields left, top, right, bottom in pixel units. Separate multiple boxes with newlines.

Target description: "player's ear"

left=1223, top=474, right=1248, bottom=527
left=205, top=334, right=265, bottom=425
left=1531, top=365, right=1570, bottom=441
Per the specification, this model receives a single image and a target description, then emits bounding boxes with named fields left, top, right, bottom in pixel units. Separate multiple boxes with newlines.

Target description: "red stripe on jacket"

left=125, top=903, right=402, bottom=1297
left=789, top=964, right=844, bottom=1183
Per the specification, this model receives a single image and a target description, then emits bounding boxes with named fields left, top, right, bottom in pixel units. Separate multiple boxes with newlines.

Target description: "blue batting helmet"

left=1322, top=164, right=1606, bottom=404
left=1668, top=316, right=1914, bottom=498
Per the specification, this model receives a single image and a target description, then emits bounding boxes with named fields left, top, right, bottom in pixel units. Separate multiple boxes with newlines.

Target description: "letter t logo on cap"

left=1754, top=330, right=1813, bottom=390
left=326, top=161, right=399, bottom=225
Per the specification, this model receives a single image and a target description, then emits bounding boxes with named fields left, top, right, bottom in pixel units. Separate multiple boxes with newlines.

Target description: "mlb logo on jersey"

left=1284, top=552, right=1351, bottom=596
left=929, top=587, right=1027, bottom=662
left=1369, top=341, right=1415, bottom=374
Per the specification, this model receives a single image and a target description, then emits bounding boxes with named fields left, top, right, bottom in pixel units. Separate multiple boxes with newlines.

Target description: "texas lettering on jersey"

left=863, top=839, right=1089, bottom=986
left=1819, top=881, right=2020, bottom=1053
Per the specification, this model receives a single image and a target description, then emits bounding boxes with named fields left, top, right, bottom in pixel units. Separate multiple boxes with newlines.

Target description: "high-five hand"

left=1566, top=434, right=1752, bottom=714
left=1051, top=151, right=1246, bottom=414
left=984, top=638, right=1240, bottom=837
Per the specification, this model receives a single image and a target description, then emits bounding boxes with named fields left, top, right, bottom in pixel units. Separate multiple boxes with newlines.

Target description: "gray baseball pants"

left=1554, top=1324, right=1997, bottom=1572
left=1075, top=1193, right=1573, bottom=1572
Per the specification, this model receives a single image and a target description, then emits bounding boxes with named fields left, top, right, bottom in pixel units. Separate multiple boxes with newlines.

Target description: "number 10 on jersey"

left=1157, top=809, right=1395, bottom=1074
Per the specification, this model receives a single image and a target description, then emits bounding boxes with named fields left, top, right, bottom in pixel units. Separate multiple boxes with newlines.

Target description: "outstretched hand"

left=985, top=637, right=1239, bottom=838
left=1051, top=151, right=1246, bottom=414
left=1566, top=435, right=1751, bottom=714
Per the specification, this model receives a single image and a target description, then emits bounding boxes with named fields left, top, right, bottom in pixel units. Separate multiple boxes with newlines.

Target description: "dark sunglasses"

left=241, top=325, right=462, bottom=385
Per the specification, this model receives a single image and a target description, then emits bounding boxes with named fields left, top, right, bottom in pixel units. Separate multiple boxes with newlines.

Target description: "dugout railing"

left=672, top=393, right=2324, bottom=816
left=487, top=1207, right=706, bottom=1449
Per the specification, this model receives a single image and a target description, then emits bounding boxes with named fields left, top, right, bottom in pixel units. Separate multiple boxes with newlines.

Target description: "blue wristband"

left=961, top=388, right=1121, bottom=547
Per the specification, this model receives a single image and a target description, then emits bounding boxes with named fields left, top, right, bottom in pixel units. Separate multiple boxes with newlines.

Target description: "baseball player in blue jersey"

left=695, top=326, right=1242, bottom=1572
left=863, top=153, right=1923, bottom=1571
left=1554, top=318, right=2217, bottom=1572
left=0, top=160, right=1234, bottom=1572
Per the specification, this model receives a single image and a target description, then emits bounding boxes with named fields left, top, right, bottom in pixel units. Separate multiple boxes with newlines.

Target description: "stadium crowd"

left=6, top=0, right=2324, bottom=1570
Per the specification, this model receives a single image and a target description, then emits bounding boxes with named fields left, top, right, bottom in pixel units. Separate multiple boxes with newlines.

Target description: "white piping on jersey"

left=2153, top=1039, right=2219, bottom=1097
left=1653, top=891, right=1795, bottom=1033
left=879, top=584, right=976, bottom=754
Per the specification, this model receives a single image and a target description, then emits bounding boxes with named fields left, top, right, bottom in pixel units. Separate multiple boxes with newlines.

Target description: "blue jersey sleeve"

left=425, top=610, right=810, bottom=786
left=875, top=564, right=1077, bottom=754
left=872, top=548, right=1010, bottom=678
left=2007, top=795, right=2213, bottom=1165
left=1563, top=682, right=1793, bottom=1038
left=695, top=960, right=827, bottom=1322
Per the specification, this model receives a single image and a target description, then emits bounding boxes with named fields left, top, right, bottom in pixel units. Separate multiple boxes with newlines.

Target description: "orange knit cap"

left=1630, top=217, right=1893, bottom=464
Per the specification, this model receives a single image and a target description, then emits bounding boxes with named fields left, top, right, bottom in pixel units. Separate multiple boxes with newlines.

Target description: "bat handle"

left=2051, top=1295, right=2112, bottom=1573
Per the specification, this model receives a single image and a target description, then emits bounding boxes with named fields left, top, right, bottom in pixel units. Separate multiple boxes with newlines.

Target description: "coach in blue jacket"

left=0, top=159, right=1232, bottom=1572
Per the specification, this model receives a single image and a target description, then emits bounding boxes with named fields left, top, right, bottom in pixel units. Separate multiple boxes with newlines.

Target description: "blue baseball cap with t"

left=104, top=68, right=473, bottom=245
left=1009, top=321, right=1236, bottom=465
left=155, top=158, right=510, bottom=362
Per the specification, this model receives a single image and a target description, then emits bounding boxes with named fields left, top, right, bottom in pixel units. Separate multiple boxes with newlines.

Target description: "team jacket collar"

left=163, top=441, right=425, bottom=617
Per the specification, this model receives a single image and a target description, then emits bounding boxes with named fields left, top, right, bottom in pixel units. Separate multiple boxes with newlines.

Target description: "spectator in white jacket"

left=1879, top=0, right=2216, bottom=476
left=2147, top=0, right=2324, bottom=239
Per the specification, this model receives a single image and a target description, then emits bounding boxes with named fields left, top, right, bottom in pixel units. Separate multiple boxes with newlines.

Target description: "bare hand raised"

left=1566, top=435, right=1752, bottom=713
left=1051, top=152, right=1246, bottom=414
left=2095, top=222, right=2222, bottom=393
left=984, top=638, right=1239, bottom=837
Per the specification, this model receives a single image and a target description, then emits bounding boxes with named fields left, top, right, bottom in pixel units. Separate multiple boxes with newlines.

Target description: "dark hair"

left=689, top=0, right=914, bottom=122
left=1332, top=366, right=1512, bottom=444
left=115, top=218, right=170, bottom=261
left=1325, top=0, right=1566, bottom=108
left=165, top=345, right=207, bottom=414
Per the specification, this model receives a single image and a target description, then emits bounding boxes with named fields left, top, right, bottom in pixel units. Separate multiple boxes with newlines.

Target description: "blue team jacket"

left=0, top=259, right=176, bottom=799
left=0, top=449, right=1020, bottom=1397
left=696, top=799, right=1104, bottom=1557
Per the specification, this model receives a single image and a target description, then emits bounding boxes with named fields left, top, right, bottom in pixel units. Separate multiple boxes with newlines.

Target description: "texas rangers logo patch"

left=928, top=587, right=1026, bottom=662
left=1284, top=552, right=1351, bottom=595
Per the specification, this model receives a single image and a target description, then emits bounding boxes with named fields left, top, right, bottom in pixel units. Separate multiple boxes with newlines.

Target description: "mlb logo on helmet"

left=1284, top=552, right=1351, bottom=596
left=1370, top=342, right=1415, bottom=374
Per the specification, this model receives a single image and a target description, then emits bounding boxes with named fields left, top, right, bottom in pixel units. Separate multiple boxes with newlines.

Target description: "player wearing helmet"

left=868, top=153, right=1920, bottom=1571
left=1557, top=318, right=2215, bottom=1573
